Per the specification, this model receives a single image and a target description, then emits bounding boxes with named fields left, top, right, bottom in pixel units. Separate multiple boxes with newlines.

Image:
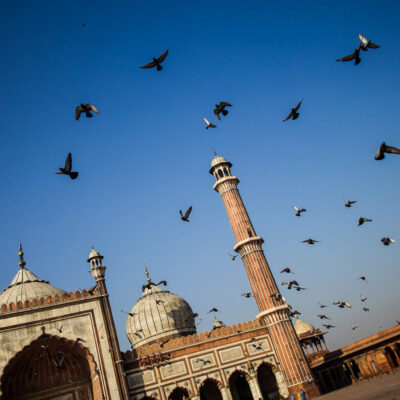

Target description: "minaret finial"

left=91, top=242, right=94, bottom=250
left=212, top=147, right=217, bottom=156
left=18, top=240, right=26, bottom=268
left=145, top=265, right=151, bottom=282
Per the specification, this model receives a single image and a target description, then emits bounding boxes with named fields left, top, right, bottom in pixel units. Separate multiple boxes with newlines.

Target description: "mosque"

left=0, top=155, right=399, bottom=400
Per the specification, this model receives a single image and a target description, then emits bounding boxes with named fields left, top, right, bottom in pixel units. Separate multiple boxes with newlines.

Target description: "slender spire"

left=144, top=265, right=151, bottom=282
left=18, top=240, right=26, bottom=268
left=212, top=147, right=217, bottom=156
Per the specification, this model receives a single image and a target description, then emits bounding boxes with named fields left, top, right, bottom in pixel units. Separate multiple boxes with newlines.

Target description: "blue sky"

left=1, top=0, right=400, bottom=351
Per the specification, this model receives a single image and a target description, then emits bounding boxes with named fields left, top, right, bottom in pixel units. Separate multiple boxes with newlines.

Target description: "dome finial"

left=145, top=265, right=151, bottom=282
left=212, top=147, right=217, bottom=156
left=18, top=240, right=26, bottom=268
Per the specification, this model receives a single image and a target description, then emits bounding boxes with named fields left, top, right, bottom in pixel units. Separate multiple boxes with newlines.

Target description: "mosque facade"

left=0, top=155, right=399, bottom=400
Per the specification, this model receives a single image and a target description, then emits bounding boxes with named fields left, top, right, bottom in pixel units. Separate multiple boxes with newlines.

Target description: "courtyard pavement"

left=314, top=369, right=400, bottom=400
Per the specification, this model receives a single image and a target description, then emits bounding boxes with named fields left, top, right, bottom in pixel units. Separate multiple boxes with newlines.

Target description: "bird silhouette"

left=56, top=153, right=78, bottom=180
left=51, top=351, right=65, bottom=370
left=358, top=276, right=368, bottom=283
left=280, top=267, right=294, bottom=274
left=283, top=100, right=303, bottom=122
left=214, top=102, right=232, bottom=120
left=336, top=43, right=362, bottom=65
left=362, top=307, right=370, bottom=312
left=207, top=308, right=219, bottom=313
left=333, top=301, right=352, bottom=309
left=351, top=325, right=359, bottom=331
left=140, top=49, right=169, bottom=71
left=358, top=34, right=380, bottom=51
left=344, top=198, right=357, bottom=208
left=289, top=310, right=301, bottom=317
left=121, top=310, right=136, bottom=317
left=358, top=217, right=372, bottom=226
left=381, top=237, right=396, bottom=246
left=75, top=103, right=99, bottom=120
left=203, top=118, right=217, bottom=129
left=293, top=206, right=306, bottom=216
left=180, top=206, right=192, bottom=222
left=73, top=337, right=86, bottom=345
left=375, top=142, right=400, bottom=160
left=281, top=280, right=299, bottom=290
left=322, top=324, right=335, bottom=329
left=360, top=295, right=368, bottom=302
left=270, top=293, right=286, bottom=302
left=229, top=253, right=238, bottom=261
left=319, top=303, right=328, bottom=308
left=241, top=292, right=253, bottom=298
left=301, top=238, right=319, bottom=245
left=317, top=314, right=331, bottom=320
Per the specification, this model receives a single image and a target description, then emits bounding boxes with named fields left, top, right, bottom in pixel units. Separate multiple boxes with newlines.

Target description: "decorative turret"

left=87, top=244, right=106, bottom=283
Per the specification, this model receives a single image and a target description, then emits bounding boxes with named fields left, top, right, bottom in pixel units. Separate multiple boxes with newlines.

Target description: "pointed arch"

left=168, top=386, right=190, bottom=400
left=1, top=334, right=103, bottom=400
left=200, top=378, right=223, bottom=400
left=256, top=362, right=279, bottom=400
left=228, top=370, right=253, bottom=400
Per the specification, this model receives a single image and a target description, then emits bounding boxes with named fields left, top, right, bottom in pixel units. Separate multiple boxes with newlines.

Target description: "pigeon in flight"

left=362, top=307, right=370, bottom=312
left=358, top=217, right=372, bottom=226
left=351, top=325, right=359, bottom=331
left=319, top=303, right=328, bottom=308
left=360, top=295, right=368, bottom=302
left=140, top=49, right=169, bottom=71
left=375, top=142, right=400, bottom=160
left=294, top=286, right=307, bottom=291
left=280, top=267, right=294, bottom=274
left=241, top=292, right=253, bottom=298
left=289, top=310, right=301, bottom=317
left=301, top=238, right=319, bottom=245
left=121, top=310, right=136, bottom=317
left=229, top=253, right=238, bottom=261
left=293, top=206, right=306, bottom=216
left=333, top=301, right=352, bottom=309
left=381, top=237, right=396, bottom=246
left=180, top=206, right=192, bottom=222
left=322, top=324, right=335, bottom=329
left=73, top=337, right=86, bottom=345
left=52, top=351, right=65, bottom=370
left=214, top=102, right=232, bottom=120
left=203, top=118, right=217, bottom=129
left=317, top=314, right=331, bottom=320
left=208, top=308, right=219, bottom=313
left=336, top=43, right=362, bottom=65
left=344, top=198, right=357, bottom=208
left=75, top=103, right=99, bottom=120
left=56, top=153, right=78, bottom=180
left=281, top=280, right=299, bottom=290
left=358, top=34, right=380, bottom=51
left=283, top=100, right=303, bottom=122
left=57, top=324, right=63, bottom=333
left=358, top=276, right=368, bottom=283
left=270, top=293, right=286, bottom=302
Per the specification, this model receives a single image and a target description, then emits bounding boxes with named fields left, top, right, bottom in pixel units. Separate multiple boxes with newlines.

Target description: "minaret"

left=87, top=245, right=130, bottom=400
left=209, top=154, right=320, bottom=397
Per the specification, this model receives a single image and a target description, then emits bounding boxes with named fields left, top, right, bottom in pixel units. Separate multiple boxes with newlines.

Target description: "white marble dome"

left=294, top=318, right=315, bottom=335
left=211, top=155, right=228, bottom=168
left=126, top=284, right=196, bottom=348
left=0, top=266, right=67, bottom=306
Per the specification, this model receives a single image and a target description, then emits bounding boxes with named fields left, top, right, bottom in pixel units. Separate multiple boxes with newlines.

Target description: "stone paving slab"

left=314, top=370, right=400, bottom=400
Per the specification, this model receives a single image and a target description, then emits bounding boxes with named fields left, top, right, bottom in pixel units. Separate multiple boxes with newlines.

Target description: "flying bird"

left=362, top=307, right=370, bottom=312
left=289, top=310, right=301, bottom=317
left=75, top=103, right=99, bottom=120
left=195, top=358, right=211, bottom=365
left=213, top=102, right=232, bottom=120
left=317, top=314, right=331, bottom=320
left=293, top=206, right=306, bottom=216
left=185, top=312, right=202, bottom=323
left=241, top=292, right=253, bottom=298
left=270, top=293, right=286, bottom=302
left=57, top=324, right=63, bottom=333
left=140, top=49, right=169, bottom=71
left=56, top=153, right=78, bottom=180
left=351, top=325, right=359, bottom=331
left=207, top=308, right=218, bottom=313
left=157, top=280, right=168, bottom=287
left=283, top=100, right=303, bottom=122
left=333, top=301, right=352, bottom=309
left=280, top=267, right=294, bottom=274
left=180, top=206, right=192, bottom=222
left=203, top=118, right=216, bottom=129
left=229, top=253, right=238, bottom=261
left=73, top=337, right=86, bottom=345
left=301, top=238, right=319, bottom=245
left=319, top=303, right=328, bottom=308
left=121, top=310, right=136, bottom=317
left=358, top=34, right=380, bottom=51
left=88, top=285, right=97, bottom=295
left=52, top=351, right=65, bottom=370
left=322, top=324, right=335, bottom=329
left=358, top=217, right=372, bottom=226
left=358, top=276, right=368, bottom=283
left=336, top=43, right=362, bottom=65
left=360, top=295, right=368, bottom=302
left=375, top=142, right=400, bottom=160
left=344, top=198, right=357, bottom=208
left=281, top=280, right=299, bottom=290
left=381, top=237, right=396, bottom=246
left=295, top=286, right=307, bottom=291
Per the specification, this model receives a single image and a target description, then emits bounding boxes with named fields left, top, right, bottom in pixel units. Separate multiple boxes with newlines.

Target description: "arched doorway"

left=169, top=387, right=190, bottom=400
left=200, top=379, right=223, bottom=400
left=257, top=363, right=279, bottom=400
left=385, top=346, right=399, bottom=368
left=1, top=334, right=101, bottom=400
left=229, top=370, right=253, bottom=400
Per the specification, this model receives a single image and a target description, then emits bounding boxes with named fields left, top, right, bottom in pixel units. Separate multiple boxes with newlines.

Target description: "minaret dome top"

left=209, top=154, right=232, bottom=174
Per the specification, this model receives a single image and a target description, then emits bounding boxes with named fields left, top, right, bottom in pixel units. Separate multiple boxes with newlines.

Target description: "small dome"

left=0, top=267, right=66, bottom=306
left=211, top=155, right=228, bottom=168
left=87, top=246, right=103, bottom=262
left=126, top=284, right=196, bottom=348
left=294, top=318, right=315, bottom=335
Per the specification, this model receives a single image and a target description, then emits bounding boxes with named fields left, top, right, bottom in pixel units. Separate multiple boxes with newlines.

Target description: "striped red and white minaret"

left=209, top=154, right=320, bottom=398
